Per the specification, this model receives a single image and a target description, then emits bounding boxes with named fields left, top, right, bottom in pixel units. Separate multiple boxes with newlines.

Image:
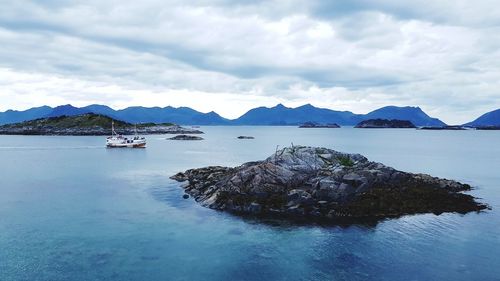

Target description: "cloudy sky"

left=0, top=0, right=499, bottom=123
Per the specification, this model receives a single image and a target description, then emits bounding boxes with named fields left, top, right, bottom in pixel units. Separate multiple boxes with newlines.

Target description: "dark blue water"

left=1, top=127, right=499, bottom=281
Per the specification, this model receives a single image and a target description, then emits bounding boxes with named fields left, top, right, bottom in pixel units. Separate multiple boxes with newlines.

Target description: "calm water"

left=0, top=127, right=499, bottom=281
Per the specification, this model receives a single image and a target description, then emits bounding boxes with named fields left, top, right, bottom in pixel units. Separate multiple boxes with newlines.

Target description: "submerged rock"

left=167, top=135, right=204, bottom=141
left=170, top=146, right=487, bottom=222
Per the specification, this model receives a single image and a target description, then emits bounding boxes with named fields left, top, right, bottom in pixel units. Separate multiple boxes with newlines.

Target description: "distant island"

left=299, top=122, right=340, bottom=128
left=0, top=113, right=203, bottom=135
left=171, top=146, right=487, bottom=222
left=419, top=126, right=466, bottom=130
left=474, top=126, right=500, bottom=130
left=355, top=119, right=416, bottom=128
left=167, top=135, right=204, bottom=140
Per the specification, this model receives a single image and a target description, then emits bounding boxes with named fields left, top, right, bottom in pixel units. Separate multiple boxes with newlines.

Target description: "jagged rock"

left=167, top=135, right=204, bottom=140
left=170, top=146, right=488, bottom=222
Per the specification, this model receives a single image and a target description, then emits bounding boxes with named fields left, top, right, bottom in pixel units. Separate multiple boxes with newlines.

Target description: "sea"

left=0, top=126, right=499, bottom=281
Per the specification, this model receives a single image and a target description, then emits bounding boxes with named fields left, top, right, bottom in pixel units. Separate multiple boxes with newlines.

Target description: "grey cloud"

left=0, top=0, right=498, bottom=122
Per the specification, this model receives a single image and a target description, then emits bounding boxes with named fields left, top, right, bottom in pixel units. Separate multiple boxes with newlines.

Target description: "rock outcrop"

left=355, top=119, right=416, bottom=128
left=171, top=146, right=487, bottom=221
left=167, top=135, right=204, bottom=140
left=299, top=122, right=340, bottom=128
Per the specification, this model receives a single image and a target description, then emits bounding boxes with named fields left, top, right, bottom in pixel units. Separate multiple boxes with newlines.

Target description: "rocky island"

left=0, top=113, right=204, bottom=135
left=167, top=135, right=204, bottom=140
left=171, top=146, right=487, bottom=222
left=474, top=126, right=500, bottom=130
left=299, top=122, right=340, bottom=128
left=355, top=119, right=416, bottom=128
left=419, top=125, right=466, bottom=130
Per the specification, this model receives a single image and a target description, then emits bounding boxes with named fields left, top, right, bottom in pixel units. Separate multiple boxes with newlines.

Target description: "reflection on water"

left=0, top=127, right=499, bottom=281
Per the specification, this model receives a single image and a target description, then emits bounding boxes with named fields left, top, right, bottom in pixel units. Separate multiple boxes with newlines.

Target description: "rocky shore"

left=171, top=146, right=487, bottom=222
left=355, top=119, right=416, bottom=128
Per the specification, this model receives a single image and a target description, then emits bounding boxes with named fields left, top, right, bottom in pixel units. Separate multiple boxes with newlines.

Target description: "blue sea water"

left=0, top=127, right=499, bottom=281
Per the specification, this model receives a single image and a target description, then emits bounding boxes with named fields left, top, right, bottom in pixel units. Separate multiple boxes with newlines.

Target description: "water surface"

left=0, top=127, right=499, bottom=280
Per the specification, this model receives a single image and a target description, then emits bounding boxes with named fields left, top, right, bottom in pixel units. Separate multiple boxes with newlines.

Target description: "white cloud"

left=0, top=0, right=499, bottom=123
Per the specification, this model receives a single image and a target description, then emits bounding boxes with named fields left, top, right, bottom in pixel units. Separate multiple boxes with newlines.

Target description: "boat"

left=106, top=121, right=146, bottom=148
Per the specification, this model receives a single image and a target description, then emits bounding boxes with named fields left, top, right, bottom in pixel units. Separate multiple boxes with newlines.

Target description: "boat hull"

left=106, top=142, right=146, bottom=148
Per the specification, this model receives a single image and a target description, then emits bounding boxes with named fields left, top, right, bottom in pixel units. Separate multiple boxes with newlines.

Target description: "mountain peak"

left=297, top=103, right=315, bottom=109
left=365, top=106, right=445, bottom=126
left=273, top=103, right=288, bottom=109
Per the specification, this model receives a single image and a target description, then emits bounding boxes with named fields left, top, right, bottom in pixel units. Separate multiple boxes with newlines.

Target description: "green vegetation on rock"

left=4, top=113, right=130, bottom=129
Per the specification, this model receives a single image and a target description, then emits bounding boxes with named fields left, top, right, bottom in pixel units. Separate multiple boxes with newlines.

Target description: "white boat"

left=106, top=121, right=146, bottom=148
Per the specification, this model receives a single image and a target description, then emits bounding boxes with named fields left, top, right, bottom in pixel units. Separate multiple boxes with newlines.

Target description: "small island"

left=167, top=135, right=204, bottom=140
left=355, top=119, right=416, bottom=128
left=171, top=146, right=487, bottom=222
left=419, top=125, right=466, bottom=130
left=299, top=122, right=340, bottom=128
left=474, top=126, right=500, bottom=130
left=0, top=113, right=203, bottom=135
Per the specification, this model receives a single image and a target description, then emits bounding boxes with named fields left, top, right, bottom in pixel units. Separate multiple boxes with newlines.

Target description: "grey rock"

left=171, top=146, right=487, bottom=221
left=167, top=135, right=204, bottom=140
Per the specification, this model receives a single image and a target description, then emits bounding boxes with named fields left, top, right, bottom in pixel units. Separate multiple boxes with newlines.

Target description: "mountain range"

left=0, top=103, right=497, bottom=126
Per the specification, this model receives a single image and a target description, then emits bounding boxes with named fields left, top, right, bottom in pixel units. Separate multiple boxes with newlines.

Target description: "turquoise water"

left=0, top=127, right=499, bottom=281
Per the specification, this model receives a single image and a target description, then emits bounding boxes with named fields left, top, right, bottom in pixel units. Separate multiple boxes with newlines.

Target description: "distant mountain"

left=465, top=109, right=500, bottom=126
left=82, top=104, right=117, bottom=117
left=0, top=106, right=53, bottom=125
left=232, top=104, right=360, bottom=125
left=110, top=106, right=230, bottom=125
left=0, top=103, right=447, bottom=126
left=231, top=104, right=445, bottom=126
left=0, top=104, right=229, bottom=125
left=46, top=104, right=91, bottom=117
left=362, top=106, right=446, bottom=126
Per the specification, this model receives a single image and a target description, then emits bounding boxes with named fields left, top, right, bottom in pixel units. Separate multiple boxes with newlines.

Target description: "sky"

left=0, top=0, right=499, bottom=123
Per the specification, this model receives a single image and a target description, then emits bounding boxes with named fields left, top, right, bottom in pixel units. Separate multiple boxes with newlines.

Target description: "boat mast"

left=112, top=120, right=117, bottom=136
